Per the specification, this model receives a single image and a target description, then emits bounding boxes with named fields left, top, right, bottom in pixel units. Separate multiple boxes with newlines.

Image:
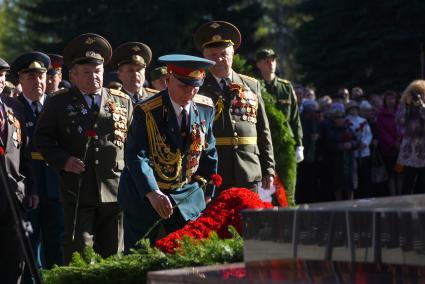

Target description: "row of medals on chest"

left=227, top=85, right=258, bottom=124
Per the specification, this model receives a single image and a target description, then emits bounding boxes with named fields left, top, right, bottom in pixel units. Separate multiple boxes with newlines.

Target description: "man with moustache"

left=193, top=21, right=275, bottom=195
left=11, top=52, right=64, bottom=269
left=111, top=42, right=158, bottom=105
left=0, top=57, right=36, bottom=283
left=34, top=33, right=133, bottom=263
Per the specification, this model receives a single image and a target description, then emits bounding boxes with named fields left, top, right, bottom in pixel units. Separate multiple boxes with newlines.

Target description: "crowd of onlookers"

left=295, top=82, right=425, bottom=204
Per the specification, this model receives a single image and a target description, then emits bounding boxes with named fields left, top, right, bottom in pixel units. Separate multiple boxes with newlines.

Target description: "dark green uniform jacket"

left=34, top=86, right=133, bottom=204
left=199, top=71, right=275, bottom=193
left=262, top=77, right=303, bottom=147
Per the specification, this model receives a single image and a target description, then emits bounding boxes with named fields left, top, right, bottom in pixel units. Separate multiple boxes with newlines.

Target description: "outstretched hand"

left=146, top=190, right=173, bottom=219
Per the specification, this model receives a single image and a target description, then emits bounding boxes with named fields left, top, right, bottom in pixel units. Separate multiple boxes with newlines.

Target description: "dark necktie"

left=32, top=101, right=39, bottom=117
left=180, top=109, right=188, bottom=148
left=88, top=94, right=99, bottom=114
left=220, top=78, right=231, bottom=95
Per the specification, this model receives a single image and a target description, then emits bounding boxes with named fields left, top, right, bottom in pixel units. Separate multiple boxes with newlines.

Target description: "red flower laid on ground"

left=155, top=187, right=273, bottom=253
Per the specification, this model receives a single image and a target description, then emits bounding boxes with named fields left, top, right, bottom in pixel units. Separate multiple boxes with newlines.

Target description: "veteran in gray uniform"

left=111, top=42, right=158, bottom=105
left=34, top=33, right=133, bottom=263
left=193, top=21, right=275, bottom=194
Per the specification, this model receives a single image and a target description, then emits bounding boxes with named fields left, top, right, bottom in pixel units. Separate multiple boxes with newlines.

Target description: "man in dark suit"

left=34, top=33, right=133, bottom=263
left=110, top=42, right=158, bottom=105
left=193, top=21, right=275, bottom=194
left=11, top=52, right=64, bottom=269
left=118, top=54, right=218, bottom=251
left=0, top=57, right=36, bottom=283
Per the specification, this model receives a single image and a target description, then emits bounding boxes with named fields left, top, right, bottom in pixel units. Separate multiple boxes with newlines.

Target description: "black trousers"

left=0, top=210, right=25, bottom=284
left=402, top=166, right=425, bottom=195
left=62, top=202, right=123, bottom=264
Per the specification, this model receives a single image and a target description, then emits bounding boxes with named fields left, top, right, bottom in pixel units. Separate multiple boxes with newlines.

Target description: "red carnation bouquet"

left=155, top=187, right=273, bottom=253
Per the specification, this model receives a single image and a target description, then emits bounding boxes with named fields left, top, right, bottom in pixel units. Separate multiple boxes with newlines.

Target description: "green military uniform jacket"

left=262, top=77, right=303, bottom=147
left=200, top=71, right=275, bottom=193
left=34, top=86, right=133, bottom=204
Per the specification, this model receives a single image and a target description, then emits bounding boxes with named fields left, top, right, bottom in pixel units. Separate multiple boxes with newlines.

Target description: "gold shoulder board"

left=193, top=94, right=213, bottom=107
left=52, top=88, right=69, bottom=96
left=239, top=73, right=258, bottom=83
left=277, top=78, right=290, bottom=84
left=109, top=88, right=130, bottom=100
left=139, top=96, right=162, bottom=112
left=145, top=87, right=160, bottom=94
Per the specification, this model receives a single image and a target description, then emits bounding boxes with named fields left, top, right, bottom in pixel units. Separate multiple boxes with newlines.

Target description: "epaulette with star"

left=193, top=94, right=214, bottom=107
left=52, top=88, right=69, bottom=96
left=109, top=88, right=130, bottom=100
left=139, top=95, right=162, bottom=112
left=145, top=87, right=160, bottom=94
left=239, top=73, right=259, bottom=83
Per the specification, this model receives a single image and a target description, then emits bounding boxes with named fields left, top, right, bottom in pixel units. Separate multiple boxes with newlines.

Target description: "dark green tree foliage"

left=0, top=0, right=34, bottom=61
left=23, top=0, right=266, bottom=70
left=295, top=0, right=425, bottom=94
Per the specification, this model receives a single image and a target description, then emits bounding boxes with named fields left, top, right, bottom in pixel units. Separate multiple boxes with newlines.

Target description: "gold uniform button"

left=233, top=132, right=238, bottom=137
left=231, top=120, right=236, bottom=124
left=94, top=123, right=98, bottom=128
left=95, top=148, right=99, bottom=152
left=95, top=160, right=99, bottom=165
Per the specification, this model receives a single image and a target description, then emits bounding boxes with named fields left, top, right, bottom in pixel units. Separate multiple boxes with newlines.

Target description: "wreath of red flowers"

left=155, top=187, right=273, bottom=253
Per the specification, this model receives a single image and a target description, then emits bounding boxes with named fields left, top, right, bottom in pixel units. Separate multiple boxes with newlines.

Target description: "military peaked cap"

left=11, top=51, right=50, bottom=75
left=63, top=33, right=112, bottom=68
left=111, top=42, right=152, bottom=69
left=194, top=21, right=241, bottom=51
left=159, top=54, right=215, bottom=87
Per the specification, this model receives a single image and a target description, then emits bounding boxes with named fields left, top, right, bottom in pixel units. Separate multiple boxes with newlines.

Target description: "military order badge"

left=7, top=109, right=22, bottom=147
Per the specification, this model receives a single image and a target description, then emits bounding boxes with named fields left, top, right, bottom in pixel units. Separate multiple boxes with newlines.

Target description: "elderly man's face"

left=117, top=63, right=145, bottom=94
left=202, top=45, right=234, bottom=78
left=71, top=63, right=103, bottom=94
left=167, top=74, right=199, bottom=107
left=0, top=70, right=6, bottom=94
left=19, top=71, right=46, bottom=101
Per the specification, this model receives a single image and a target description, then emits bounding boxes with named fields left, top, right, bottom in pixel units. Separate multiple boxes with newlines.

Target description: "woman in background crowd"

left=318, top=103, right=358, bottom=201
left=296, top=99, right=320, bottom=203
left=345, top=101, right=372, bottom=198
left=396, top=80, right=425, bottom=195
left=376, top=90, right=402, bottom=195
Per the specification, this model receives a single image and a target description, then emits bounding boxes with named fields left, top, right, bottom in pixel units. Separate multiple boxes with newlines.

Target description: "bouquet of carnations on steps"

left=156, top=187, right=274, bottom=253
